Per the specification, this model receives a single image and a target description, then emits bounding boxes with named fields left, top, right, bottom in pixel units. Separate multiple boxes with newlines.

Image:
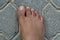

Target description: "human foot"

left=18, top=6, right=44, bottom=40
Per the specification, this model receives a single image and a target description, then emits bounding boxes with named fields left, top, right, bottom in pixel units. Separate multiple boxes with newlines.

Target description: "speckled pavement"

left=0, top=0, right=60, bottom=40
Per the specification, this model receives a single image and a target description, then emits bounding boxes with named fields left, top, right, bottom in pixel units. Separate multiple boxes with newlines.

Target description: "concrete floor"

left=0, top=0, right=60, bottom=40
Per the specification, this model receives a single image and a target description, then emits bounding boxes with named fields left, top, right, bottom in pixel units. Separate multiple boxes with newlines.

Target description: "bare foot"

left=18, top=6, right=44, bottom=40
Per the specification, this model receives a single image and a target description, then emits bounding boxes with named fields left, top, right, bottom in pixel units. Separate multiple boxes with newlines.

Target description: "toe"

left=18, top=6, right=26, bottom=23
left=18, top=6, right=25, bottom=17
left=35, top=11, right=40, bottom=18
left=26, top=7, right=31, bottom=16
left=31, top=8, right=36, bottom=16
left=35, top=12, right=44, bottom=22
left=38, top=14, right=44, bottom=22
left=40, top=15, right=44, bottom=22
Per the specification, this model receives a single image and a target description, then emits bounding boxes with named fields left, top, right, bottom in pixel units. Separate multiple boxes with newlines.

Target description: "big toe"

left=18, top=6, right=26, bottom=23
left=18, top=6, right=25, bottom=17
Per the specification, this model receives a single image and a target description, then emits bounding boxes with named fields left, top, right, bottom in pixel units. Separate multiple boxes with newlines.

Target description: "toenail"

left=26, top=7, right=30, bottom=9
left=19, top=6, right=24, bottom=10
left=31, top=8, right=34, bottom=11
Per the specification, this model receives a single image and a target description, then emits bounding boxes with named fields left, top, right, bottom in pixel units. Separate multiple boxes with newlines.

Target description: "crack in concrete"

left=50, top=0, right=60, bottom=10
left=0, top=0, right=12, bottom=10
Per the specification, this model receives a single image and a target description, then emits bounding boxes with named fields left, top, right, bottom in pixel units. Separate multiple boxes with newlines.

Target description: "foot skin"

left=18, top=6, right=44, bottom=40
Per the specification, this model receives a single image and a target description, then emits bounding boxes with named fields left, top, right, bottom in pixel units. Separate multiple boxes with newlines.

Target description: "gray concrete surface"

left=0, top=0, right=60, bottom=40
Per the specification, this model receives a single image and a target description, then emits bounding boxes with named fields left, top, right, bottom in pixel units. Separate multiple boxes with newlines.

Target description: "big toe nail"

left=18, top=6, right=25, bottom=17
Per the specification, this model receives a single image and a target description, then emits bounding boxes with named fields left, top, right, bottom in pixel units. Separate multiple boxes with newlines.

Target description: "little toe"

left=40, top=15, right=44, bottom=22
left=26, top=7, right=32, bottom=16
left=35, top=11, right=44, bottom=22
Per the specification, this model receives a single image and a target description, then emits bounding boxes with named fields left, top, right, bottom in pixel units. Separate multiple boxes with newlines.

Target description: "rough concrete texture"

left=0, top=0, right=60, bottom=40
